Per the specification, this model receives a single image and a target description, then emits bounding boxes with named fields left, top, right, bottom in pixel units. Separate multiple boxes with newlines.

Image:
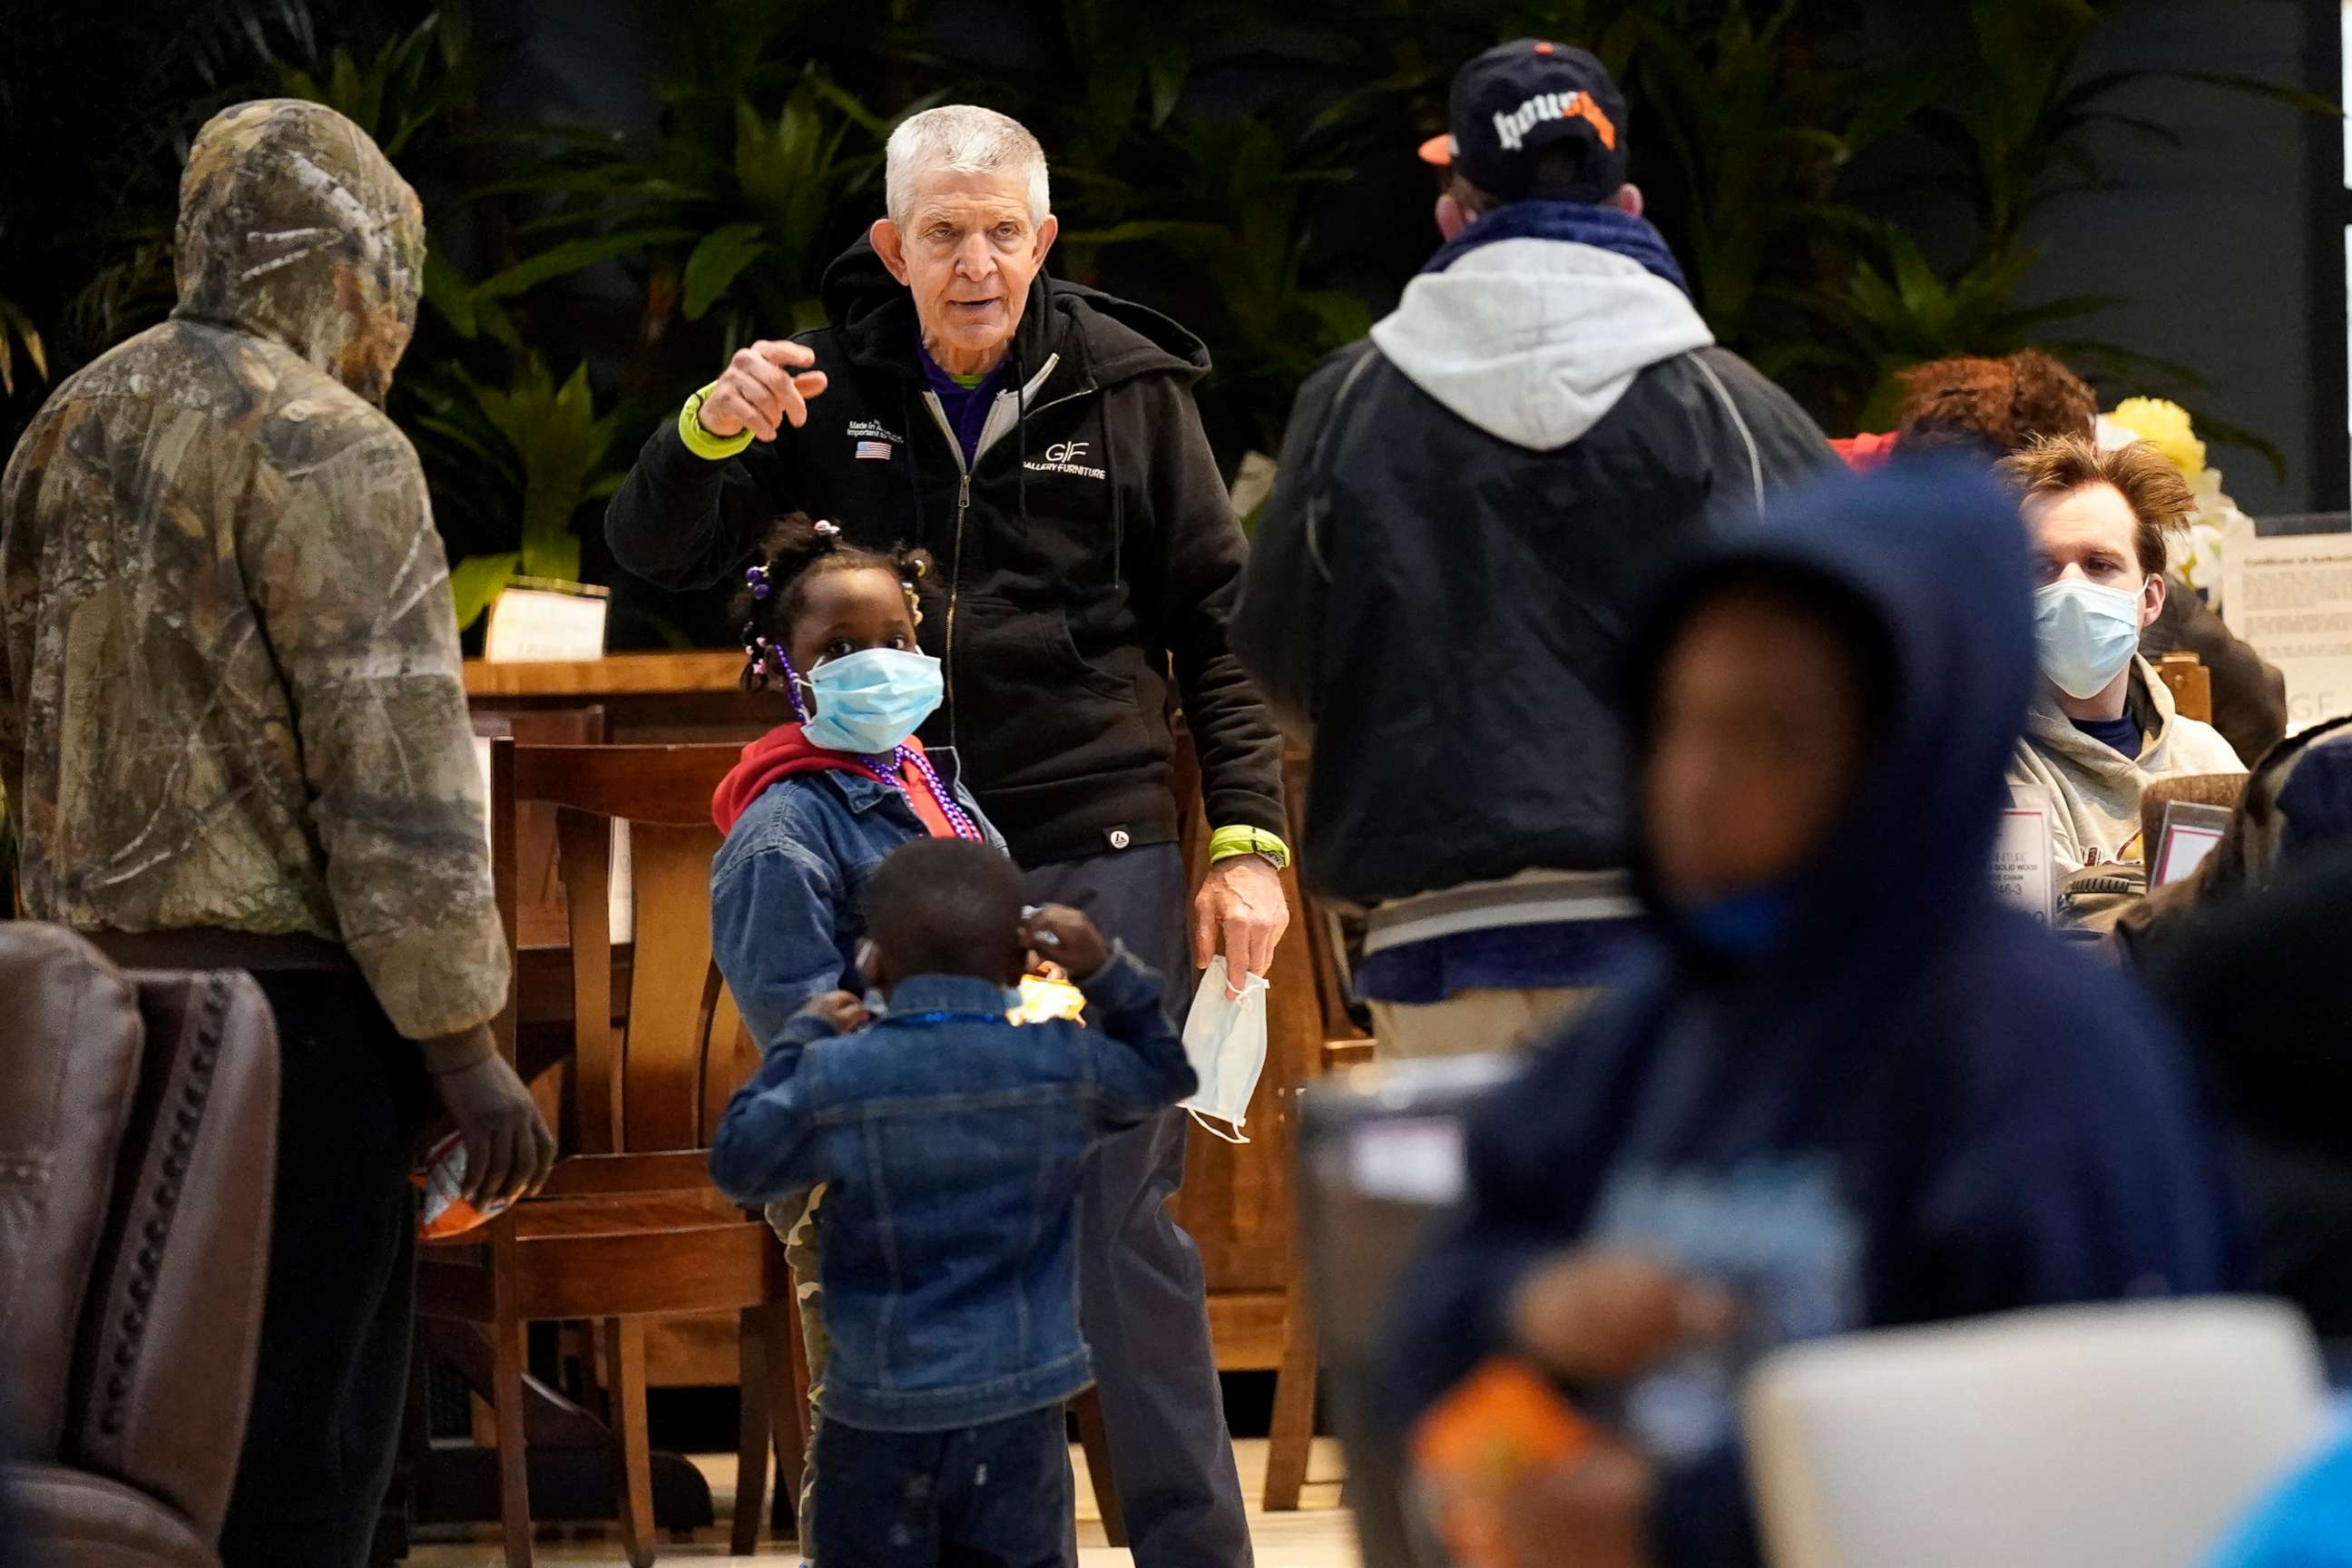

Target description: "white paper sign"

left=1990, top=807, right=2054, bottom=925
left=484, top=583, right=609, bottom=663
left=2222, top=523, right=2352, bottom=732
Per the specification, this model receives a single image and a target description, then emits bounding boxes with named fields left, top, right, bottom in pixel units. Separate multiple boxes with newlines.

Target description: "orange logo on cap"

left=1492, top=89, right=1617, bottom=153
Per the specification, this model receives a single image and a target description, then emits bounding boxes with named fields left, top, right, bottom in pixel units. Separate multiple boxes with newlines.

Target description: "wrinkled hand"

left=1499, top=1435, right=1659, bottom=1568
left=1508, top=1252, right=1735, bottom=1385
left=432, top=1046, right=556, bottom=1210
left=798, top=990, right=870, bottom=1035
left=1021, top=905, right=1111, bottom=981
left=1191, top=856, right=1290, bottom=993
left=697, top=339, right=829, bottom=442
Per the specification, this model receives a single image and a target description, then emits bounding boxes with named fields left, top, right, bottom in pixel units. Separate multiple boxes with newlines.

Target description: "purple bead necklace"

left=873, top=744, right=985, bottom=843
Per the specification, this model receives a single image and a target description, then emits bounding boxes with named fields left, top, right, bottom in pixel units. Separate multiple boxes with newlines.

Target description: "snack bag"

left=1408, top=1357, right=1597, bottom=1568
left=1012, top=971, right=1086, bottom=1024
left=412, top=1130, right=515, bottom=1240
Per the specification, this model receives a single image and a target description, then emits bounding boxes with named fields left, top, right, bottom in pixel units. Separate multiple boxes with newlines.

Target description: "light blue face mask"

left=2034, top=579, right=2144, bottom=701
left=802, top=648, right=944, bottom=755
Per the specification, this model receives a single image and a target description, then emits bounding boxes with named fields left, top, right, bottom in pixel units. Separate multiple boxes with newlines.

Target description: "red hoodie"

left=710, top=723, right=960, bottom=838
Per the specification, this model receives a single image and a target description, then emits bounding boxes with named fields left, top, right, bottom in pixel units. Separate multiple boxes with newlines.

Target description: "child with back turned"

left=709, top=837, right=1196, bottom=1568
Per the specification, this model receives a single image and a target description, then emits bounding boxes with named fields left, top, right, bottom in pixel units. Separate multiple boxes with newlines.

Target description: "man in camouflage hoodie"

left=0, top=100, right=553, bottom=1566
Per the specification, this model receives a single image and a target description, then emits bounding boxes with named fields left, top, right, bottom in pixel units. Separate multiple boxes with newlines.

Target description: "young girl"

left=708, top=512, right=1004, bottom=1550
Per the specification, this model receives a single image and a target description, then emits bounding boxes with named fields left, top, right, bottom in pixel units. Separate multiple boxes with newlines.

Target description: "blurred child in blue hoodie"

left=1387, top=462, right=2243, bottom=1565
left=710, top=838, right=1195, bottom=1567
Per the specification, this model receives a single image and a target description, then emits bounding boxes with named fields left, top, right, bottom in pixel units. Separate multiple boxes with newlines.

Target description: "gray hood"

left=1368, top=236, right=1713, bottom=451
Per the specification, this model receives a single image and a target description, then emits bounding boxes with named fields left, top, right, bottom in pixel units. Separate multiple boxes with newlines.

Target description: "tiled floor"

left=406, top=1437, right=1359, bottom=1567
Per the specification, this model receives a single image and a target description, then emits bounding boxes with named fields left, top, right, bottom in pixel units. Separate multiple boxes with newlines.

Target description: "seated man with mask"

left=2002, top=434, right=2244, bottom=890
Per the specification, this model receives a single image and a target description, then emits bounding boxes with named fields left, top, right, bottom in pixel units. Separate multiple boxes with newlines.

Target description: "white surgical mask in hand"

left=1179, top=956, right=1270, bottom=1143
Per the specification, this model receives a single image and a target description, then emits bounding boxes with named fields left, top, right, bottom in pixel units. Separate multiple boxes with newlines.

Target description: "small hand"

left=1190, top=856, right=1291, bottom=994
left=1020, top=905, right=1111, bottom=981
left=697, top=339, right=830, bottom=443
left=1499, top=1436, right=1660, bottom=1568
left=432, top=1044, right=558, bottom=1210
left=798, top=990, right=869, bottom=1035
left=1507, top=1251, right=1735, bottom=1385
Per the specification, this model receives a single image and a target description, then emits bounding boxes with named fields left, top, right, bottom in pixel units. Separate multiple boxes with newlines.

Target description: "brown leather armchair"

left=0, top=923, right=279, bottom=1568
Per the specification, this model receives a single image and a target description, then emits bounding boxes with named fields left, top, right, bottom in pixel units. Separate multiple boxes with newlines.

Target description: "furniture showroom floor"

left=406, top=1437, right=1357, bottom=1566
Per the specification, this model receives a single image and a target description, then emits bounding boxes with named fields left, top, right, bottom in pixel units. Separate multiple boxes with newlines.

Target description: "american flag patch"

left=855, top=440, right=893, bottom=461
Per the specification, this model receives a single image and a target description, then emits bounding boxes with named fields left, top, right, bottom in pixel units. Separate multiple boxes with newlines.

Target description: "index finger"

left=751, top=338, right=817, bottom=370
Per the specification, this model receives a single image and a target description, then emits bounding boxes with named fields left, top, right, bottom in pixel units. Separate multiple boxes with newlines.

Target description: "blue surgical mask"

left=2034, top=580, right=2144, bottom=701
left=803, top=648, right=944, bottom=754
left=1677, top=883, right=1798, bottom=960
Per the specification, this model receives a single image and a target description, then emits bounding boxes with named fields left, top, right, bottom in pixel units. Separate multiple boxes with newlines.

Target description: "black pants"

left=1023, top=845, right=1253, bottom=1568
left=218, top=971, right=427, bottom=1568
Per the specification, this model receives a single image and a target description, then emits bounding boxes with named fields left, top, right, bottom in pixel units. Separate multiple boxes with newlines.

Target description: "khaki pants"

left=1367, top=985, right=1601, bottom=1060
left=765, top=1185, right=829, bottom=1552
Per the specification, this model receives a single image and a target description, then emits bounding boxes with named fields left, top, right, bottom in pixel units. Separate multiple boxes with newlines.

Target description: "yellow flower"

left=2106, top=397, right=2205, bottom=480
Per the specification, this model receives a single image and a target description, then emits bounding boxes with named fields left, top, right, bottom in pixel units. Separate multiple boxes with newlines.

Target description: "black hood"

left=816, top=239, right=1209, bottom=390
left=1620, top=457, right=2036, bottom=974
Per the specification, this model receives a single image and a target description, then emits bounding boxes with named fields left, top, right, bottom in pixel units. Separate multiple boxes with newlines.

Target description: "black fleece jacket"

left=605, top=242, right=1287, bottom=867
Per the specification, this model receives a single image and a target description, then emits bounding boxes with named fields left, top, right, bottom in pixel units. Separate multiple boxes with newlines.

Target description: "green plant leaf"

left=681, top=222, right=772, bottom=320
left=421, top=242, right=475, bottom=339
left=449, top=552, right=520, bottom=633
left=469, top=229, right=698, bottom=301
left=0, top=299, right=47, bottom=396
left=1144, top=34, right=1188, bottom=128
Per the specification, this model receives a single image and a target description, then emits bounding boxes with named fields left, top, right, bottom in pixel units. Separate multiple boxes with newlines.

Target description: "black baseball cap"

left=1417, top=39, right=1630, bottom=204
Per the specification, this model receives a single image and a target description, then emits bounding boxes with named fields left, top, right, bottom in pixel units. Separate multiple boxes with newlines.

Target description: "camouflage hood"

left=172, top=98, right=425, bottom=404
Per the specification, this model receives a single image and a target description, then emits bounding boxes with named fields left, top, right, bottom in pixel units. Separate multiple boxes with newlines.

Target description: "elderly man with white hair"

left=606, top=104, right=1280, bottom=1564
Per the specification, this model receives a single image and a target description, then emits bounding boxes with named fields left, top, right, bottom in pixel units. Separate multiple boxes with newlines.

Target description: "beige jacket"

left=0, top=100, right=505, bottom=1044
left=2005, top=655, right=2246, bottom=877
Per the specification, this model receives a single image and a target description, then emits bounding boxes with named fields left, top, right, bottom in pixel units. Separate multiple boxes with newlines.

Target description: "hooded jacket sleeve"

left=1689, top=348, right=1838, bottom=510
left=237, top=432, right=509, bottom=1043
left=1074, top=946, right=1197, bottom=1128
left=709, top=1012, right=839, bottom=1203
left=710, top=821, right=849, bottom=1054
left=1233, top=346, right=1375, bottom=734
left=1134, top=376, right=1289, bottom=838
left=604, top=398, right=806, bottom=592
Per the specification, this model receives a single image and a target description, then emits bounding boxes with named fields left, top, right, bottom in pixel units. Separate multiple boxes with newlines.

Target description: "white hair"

left=884, top=104, right=1051, bottom=229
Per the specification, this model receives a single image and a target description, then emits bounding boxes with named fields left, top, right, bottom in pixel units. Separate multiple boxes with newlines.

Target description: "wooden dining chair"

left=1259, top=750, right=1370, bottom=1513
left=416, top=740, right=797, bottom=1568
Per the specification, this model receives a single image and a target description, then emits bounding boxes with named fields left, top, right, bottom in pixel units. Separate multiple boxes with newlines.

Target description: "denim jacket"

left=710, top=750, right=1004, bottom=1051
left=707, top=953, right=1196, bottom=1432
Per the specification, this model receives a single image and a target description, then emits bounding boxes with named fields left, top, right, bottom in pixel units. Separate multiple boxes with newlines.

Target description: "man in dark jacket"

left=1386, top=463, right=2241, bottom=1566
left=605, top=103, right=1282, bottom=1566
left=1234, top=41, right=1833, bottom=1060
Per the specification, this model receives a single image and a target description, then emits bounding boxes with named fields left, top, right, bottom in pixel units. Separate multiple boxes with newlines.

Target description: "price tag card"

left=2152, top=802, right=2232, bottom=888
left=1990, top=807, right=2054, bottom=926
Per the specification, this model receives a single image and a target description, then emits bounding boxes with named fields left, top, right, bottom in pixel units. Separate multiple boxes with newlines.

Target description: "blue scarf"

left=1423, top=199, right=1690, bottom=296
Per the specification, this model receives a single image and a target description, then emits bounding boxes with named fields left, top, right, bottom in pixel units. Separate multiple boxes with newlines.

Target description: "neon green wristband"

left=1209, top=825, right=1291, bottom=871
left=678, top=382, right=755, bottom=461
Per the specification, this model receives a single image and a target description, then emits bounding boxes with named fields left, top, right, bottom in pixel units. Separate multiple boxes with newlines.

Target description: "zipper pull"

left=959, top=473, right=971, bottom=510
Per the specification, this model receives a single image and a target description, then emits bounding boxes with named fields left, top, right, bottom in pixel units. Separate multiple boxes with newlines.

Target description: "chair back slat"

left=482, top=735, right=522, bottom=1069
left=556, top=807, right=621, bottom=1154
left=514, top=744, right=747, bottom=1156
left=698, top=975, right=758, bottom=1146
left=618, top=821, right=725, bottom=1152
